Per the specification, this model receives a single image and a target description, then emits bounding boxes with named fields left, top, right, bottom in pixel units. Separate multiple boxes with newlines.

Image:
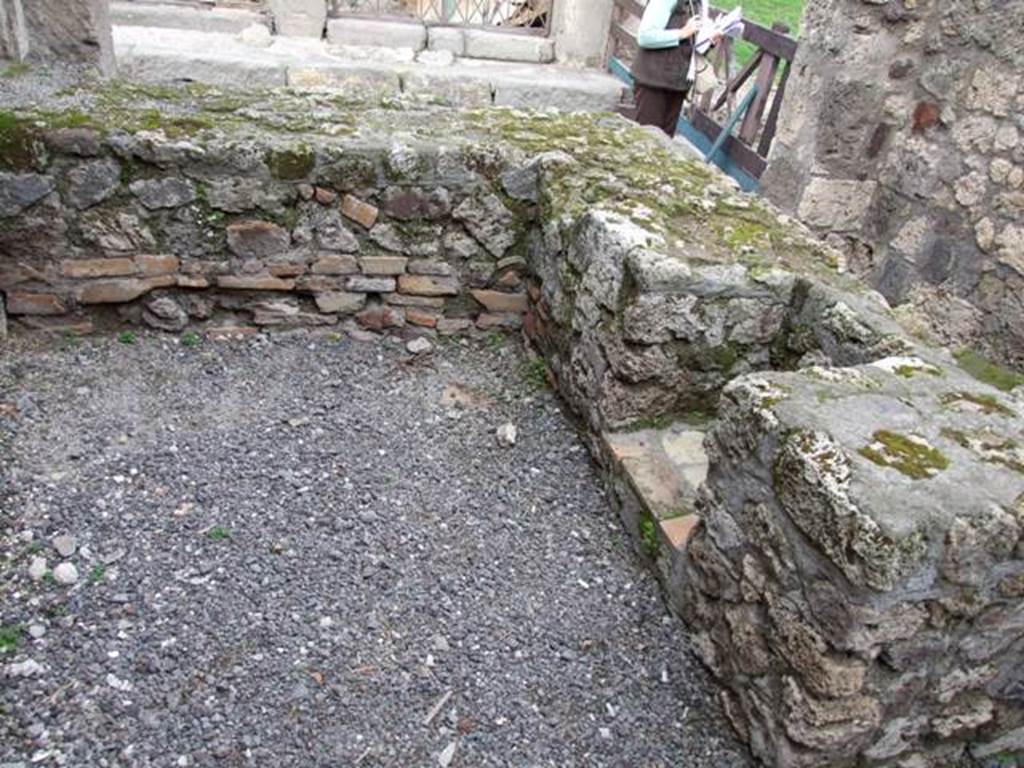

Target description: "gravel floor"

left=0, top=330, right=750, bottom=768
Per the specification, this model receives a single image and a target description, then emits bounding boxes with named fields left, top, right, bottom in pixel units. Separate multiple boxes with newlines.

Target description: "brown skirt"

left=634, top=84, right=686, bottom=137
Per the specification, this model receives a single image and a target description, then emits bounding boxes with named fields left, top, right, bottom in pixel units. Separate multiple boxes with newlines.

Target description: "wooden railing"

left=608, top=0, right=797, bottom=181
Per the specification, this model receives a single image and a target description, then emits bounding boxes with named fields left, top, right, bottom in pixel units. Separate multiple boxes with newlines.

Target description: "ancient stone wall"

left=2, top=85, right=1023, bottom=766
left=761, top=0, right=1024, bottom=369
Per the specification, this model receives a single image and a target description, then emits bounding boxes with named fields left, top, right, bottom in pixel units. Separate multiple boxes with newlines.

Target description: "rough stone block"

left=20, top=0, right=115, bottom=74
left=402, top=67, right=493, bottom=108
left=61, top=258, right=136, bottom=279
left=134, top=254, right=181, bottom=277
left=5, top=291, right=68, bottom=316
left=326, top=18, right=426, bottom=51
left=462, top=30, right=555, bottom=64
left=476, top=312, right=523, bottom=330
left=398, top=274, right=460, bottom=297
left=75, top=276, right=174, bottom=304
left=216, top=275, right=297, bottom=291
left=227, top=221, right=291, bottom=259
left=405, top=307, right=440, bottom=327
left=470, top=289, right=528, bottom=314
left=315, top=291, right=366, bottom=314
left=312, top=254, right=358, bottom=275
left=340, top=194, right=380, bottom=230
left=355, top=303, right=405, bottom=330
left=491, top=66, right=623, bottom=112
left=129, top=178, right=197, bottom=210
left=427, top=26, right=465, bottom=55
left=268, top=0, right=326, bottom=38
left=347, top=276, right=396, bottom=293
left=0, top=173, right=55, bottom=218
left=360, top=256, right=408, bottom=276
left=286, top=64, right=401, bottom=100
left=797, top=178, right=879, bottom=232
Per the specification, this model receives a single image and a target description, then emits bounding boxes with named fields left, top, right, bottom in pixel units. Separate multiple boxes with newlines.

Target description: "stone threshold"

left=112, top=24, right=623, bottom=112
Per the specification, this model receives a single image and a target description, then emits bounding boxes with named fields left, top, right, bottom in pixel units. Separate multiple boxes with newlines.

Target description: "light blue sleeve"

left=637, top=0, right=682, bottom=50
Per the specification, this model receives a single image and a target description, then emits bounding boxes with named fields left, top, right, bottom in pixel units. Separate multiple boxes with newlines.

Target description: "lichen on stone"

left=857, top=430, right=950, bottom=480
left=939, top=391, right=1016, bottom=417
left=941, top=427, right=1024, bottom=475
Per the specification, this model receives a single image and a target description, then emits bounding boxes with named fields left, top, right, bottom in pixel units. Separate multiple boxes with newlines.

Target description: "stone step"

left=603, top=422, right=708, bottom=556
left=112, top=26, right=624, bottom=112
left=110, top=1, right=269, bottom=34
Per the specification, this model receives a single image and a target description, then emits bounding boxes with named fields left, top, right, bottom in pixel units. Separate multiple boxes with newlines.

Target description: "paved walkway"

left=0, top=330, right=750, bottom=767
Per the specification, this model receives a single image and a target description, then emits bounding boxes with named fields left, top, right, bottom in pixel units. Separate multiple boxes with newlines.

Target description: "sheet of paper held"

left=696, top=7, right=744, bottom=54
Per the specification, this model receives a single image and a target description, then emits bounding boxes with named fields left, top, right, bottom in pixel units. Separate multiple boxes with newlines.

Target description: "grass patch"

left=118, top=331, right=137, bottom=345
left=0, top=625, right=21, bottom=653
left=1, top=62, right=30, bottom=78
left=180, top=331, right=201, bottom=349
left=206, top=526, right=230, bottom=541
left=638, top=515, right=660, bottom=558
left=954, top=349, right=1024, bottom=392
left=89, top=564, right=106, bottom=584
left=521, top=358, right=549, bottom=390
left=716, top=0, right=803, bottom=67
left=486, top=330, right=506, bottom=350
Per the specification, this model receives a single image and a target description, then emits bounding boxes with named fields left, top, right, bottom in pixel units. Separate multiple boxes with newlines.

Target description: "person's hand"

left=710, top=31, right=723, bottom=45
left=678, top=17, right=701, bottom=40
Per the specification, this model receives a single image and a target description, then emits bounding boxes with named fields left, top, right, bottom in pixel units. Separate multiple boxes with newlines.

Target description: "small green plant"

left=89, top=564, right=106, bottom=584
left=521, top=358, right=549, bottom=391
left=61, top=331, right=82, bottom=350
left=0, top=625, right=21, bottom=653
left=325, top=332, right=343, bottom=343
left=180, top=331, right=201, bottom=348
left=954, top=349, right=1024, bottom=392
left=486, top=331, right=506, bottom=350
left=118, top=331, right=137, bottom=345
left=1, top=62, right=30, bottom=79
left=638, top=516, right=660, bottom=558
left=206, top=526, right=230, bottom=541
left=42, top=571, right=56, bottom=586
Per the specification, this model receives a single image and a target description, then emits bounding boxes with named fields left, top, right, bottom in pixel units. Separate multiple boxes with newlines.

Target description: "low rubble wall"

left=1, top=84, right=1022, bottom=767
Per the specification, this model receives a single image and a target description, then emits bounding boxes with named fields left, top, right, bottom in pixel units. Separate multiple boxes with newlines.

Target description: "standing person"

left=631, top=0, right=703, bottom=136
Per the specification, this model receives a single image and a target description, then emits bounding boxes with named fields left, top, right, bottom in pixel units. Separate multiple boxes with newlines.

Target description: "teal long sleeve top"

left=638, top=0, right=687, bottom=49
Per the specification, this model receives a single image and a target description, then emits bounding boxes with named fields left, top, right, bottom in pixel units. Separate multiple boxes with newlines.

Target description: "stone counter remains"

left=1, top=82, right=1022, bottom=767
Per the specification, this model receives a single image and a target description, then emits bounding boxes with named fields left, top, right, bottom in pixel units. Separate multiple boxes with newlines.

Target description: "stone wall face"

left=761, top=0, right=1024, bottom=368
left=3, top=0, right=115, bottom=73
left=675, top=361, right=1024, bottom=767
left=3, top=87, right=1024, bottom=767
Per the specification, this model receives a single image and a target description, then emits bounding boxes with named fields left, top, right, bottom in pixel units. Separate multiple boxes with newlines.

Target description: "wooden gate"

left=607, top=0, right=797, bottom=189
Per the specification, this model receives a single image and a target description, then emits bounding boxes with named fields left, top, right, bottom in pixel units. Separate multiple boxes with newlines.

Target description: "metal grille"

left=328, top=0, right=552, bottom=34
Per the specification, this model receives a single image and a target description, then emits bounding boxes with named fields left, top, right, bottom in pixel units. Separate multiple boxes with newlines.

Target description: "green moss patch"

left=954, top=349, right=1024, bottom=392
left=267, top=145, right=315, bottom=180
left=0, top=111, right=44, bottom=171
left=858, top=430, right=949, bottom=480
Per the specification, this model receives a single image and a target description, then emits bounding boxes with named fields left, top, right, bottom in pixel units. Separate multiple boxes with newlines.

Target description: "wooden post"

left=737, top=21, right=788, bottom=145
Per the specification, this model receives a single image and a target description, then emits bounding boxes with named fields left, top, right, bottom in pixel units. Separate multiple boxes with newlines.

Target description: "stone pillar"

left=2, top=0, right=114, bottom=74
left=760, top=0, right=1024, bottom=368
left=550, top=0, right=614, bottom=68
left=269, top=0, right=327, bottom=38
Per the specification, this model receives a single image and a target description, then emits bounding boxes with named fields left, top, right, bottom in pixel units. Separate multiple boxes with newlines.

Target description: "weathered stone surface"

left=476, top=312, right=522, bottom=330
left=314, top=291, right=366, bottom=314
left=347, top=276, right=395, bottom=293
left=226, top=220, right=290, bottom=259
left=359, top=256, right=408, bottom=276
left=75, top=276, right=174, bottom=304
left=355, top=302, right=405, bottom=330
left=268, top=0, right=326, bottom=37
left=142, top=296, right=189, bottom=331
left=135, top=254, right=180, bottom=277
left=216, top=275, right=296, bottom=291
left=453, top=193, right=518, bottom=257
left=5, top=291, right=67, bottom=316
left=407, top=260, right=454, bottom=276
left=19, top=0, right=115, bottom=74
left=470, top=289, right=528, bottom=314
left=398, top=274, right=460, bottom=297
left=66, top=159, right=121, bottom=209
left=311, top=254, right=358, bottom=275
left=381, top=187, right=451, bottom=220
left=206, top=178, right=292, bottom=213
left=0, top=173, right=54, bottom=217
left=61, top=258, right=136, bottom=279
left=340, top=194, right=379, bottom=230
left=129, top=178, right=196, bottom=210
